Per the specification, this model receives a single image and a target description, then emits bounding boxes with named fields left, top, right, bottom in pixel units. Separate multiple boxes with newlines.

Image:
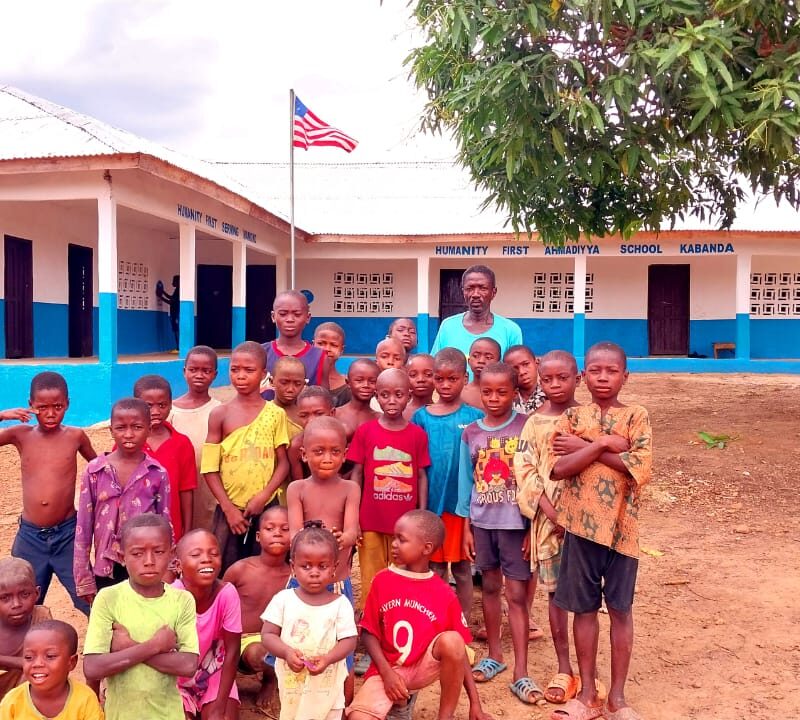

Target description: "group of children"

left=0, top=288, right=652, bottom=720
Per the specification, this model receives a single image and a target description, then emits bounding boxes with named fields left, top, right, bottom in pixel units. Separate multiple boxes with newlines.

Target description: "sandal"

left=544, top=673, right=579, bottom=704
left=575, top=677, right=608, bottom=702
left=509, top=676, right=546, bottom=705
left=603, top=707, right=643, bottom=720
left=353, top=653, right=371, bottom=677
left=471, top=657, right=507, bottom=682
left=551, top=699, right=605, bottom=720
left=529, top=624, right=545, bottom=640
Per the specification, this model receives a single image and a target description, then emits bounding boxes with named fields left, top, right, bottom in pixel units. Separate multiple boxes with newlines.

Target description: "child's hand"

left=463, top=525, right=475, bottom=561
left=553, top=433, right=590, bottom=455
left=521, top=533, right=531, bottom=561
left=602, top=434, right=631, bottom=454
left=304, top=655, right=330, bottom=675
left=243, top=497, right=265, bottom=520
left=285, top=648, right=306, bottom=673
left=223, top=506, right=250, bottom=535
left=0, top=408, right=33, bottom=422
left=381, top=668, right=410, bottom=702
left=110, top=623, right=135, bottom=651
left=150, top=626, right=178, bottom=654
left=330, top=527, right=345, bottom=550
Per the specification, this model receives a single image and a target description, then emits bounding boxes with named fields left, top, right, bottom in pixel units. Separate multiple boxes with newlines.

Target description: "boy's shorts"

left=535, top=547, right=562, bottom=595
left=554, top=532, right=638, bottom=614
left=472, top=526, right=531, bottom=581
left=358, top=532, right=393, bottom=609
left=346, top=635, right=443, bottom=719
left=238, top=633, right=263, bottom=674
left=430, top=513, right=468, bottom=563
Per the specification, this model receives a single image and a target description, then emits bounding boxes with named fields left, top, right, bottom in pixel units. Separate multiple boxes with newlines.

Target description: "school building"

left=1, top=86, right=799, bottom=424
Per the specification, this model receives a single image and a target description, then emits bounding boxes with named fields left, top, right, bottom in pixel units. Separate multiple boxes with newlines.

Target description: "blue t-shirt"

left=456, top=412, right=528, bottom=530
left=412, top=403, right=483, bottom=516
left=430, top=313, right=523, bottom=359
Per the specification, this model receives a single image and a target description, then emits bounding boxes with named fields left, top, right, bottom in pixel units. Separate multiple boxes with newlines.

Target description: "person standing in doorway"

left=156, top=275, right=180, bottom=350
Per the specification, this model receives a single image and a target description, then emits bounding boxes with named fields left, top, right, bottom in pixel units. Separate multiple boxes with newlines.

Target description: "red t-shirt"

left=145, top=422, right=198, bottom=540
left=346, top=420, right=430, bottom=534
left=360, top=566, right=471, bottom=678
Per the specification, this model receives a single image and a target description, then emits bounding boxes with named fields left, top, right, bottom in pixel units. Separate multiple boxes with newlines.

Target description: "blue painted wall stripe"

left=232, top=306, right=246, bottom=348
left=416, top=312, right=430, bottom=353
left=572, top=312, right=585, bottom=359
left=179, top=300, right=195, bottom=358
left=736, top=313, right=751, bottom=359
left=98, top=293, right=117, bottom=363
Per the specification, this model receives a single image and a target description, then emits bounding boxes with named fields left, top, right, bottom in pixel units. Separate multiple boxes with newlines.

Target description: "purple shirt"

left=74, top=453, right=172, bottom=597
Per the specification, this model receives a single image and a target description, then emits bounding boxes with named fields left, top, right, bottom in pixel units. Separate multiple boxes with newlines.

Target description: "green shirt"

left=83, top=581, right=199, bottom=720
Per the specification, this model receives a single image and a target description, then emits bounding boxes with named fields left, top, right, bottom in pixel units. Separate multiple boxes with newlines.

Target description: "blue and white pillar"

left=232, top=241, right=247, bottom=348
left=735, top=252, right=751, bottom=360
left=572, top=254, right=587, bottom=364
left=275, top=255, right=289, bottom=294
left=178, top=223, right=196, bottom=358
left=416, top=256, right=430, bottom=353
left=97, top=191, right=118, bottom=364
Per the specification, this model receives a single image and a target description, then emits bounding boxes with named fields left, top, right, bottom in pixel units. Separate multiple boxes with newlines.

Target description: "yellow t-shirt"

left=0, top=679, right=104, bottom=720
left=83, top=581, right=199, bottom=720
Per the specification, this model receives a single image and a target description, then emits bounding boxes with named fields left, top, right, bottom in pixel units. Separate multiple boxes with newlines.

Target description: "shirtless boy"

left=288, top=386, right=335, bottom=481
left=203, top=342, right=290, bottom=572
left=223, top=506, right=291, bottom=711
left=268, top=356, right=306, bottom=437
left=335, top=359, right=380, bottom=443
left=375, top=338, right=406, bottom=371
left=0, top=372, right=95, bottom=615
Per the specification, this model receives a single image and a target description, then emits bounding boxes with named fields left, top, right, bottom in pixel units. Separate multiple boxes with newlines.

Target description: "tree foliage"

left=407, top=0, right=800, bottom=244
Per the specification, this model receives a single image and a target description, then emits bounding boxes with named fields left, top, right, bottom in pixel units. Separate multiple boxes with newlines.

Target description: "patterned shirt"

left=74, top=454, right=171, bottom=597
left=549, top=404, right=652, bottom=558
left=512, top=385, right=547, bottom=416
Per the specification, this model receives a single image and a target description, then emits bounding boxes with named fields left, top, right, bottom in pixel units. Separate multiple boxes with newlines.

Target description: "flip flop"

left=529, top=624, right=545, bottom=640
left=576, top=677, right=608, bottom=702
left=471, top=657, right=507, bottom=682
left=509, top=676, right=546, bottom=705
left=550, top=699, right=605, bottom=720
left=353, top=653, right=371, bottom=677
left=544, top=673, right=579, bottom=704
left=603, top=707, right=643, bottom=720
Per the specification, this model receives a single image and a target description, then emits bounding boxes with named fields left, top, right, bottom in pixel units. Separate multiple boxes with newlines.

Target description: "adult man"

left=431, top=265, right=522, bottom=358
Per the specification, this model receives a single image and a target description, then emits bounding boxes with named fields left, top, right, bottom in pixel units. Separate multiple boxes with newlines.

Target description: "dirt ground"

left=1, top=373, right=798, bottom=720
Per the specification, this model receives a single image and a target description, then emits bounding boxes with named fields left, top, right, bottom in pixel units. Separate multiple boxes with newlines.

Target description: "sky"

left=3, top=0, right=456, bottom=163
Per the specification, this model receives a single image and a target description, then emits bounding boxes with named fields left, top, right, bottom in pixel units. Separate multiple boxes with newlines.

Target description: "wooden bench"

left=713, top=342, right=735, bottom=359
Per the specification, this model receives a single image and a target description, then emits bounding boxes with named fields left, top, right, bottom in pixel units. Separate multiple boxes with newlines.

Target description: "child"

left=267, top=356, right=307, bottom=438
left=461, top=337, right=501, bottom=409
left=74, top=398, right=172, bottom=605
left=264, top=290, right=327, bottom=386
left=134, top=374, right=197, bottom=539
left=288, top=386, right=335, bottom=481
left=314, top=322, right=352, bottom=408
left=411, top=348, right=482, bottom=619
left=347, top=369, right=430, bottom=609
left=0, top=620, right=103, bottom=719
left=174, top=529, right=242, bottom=720
left=456, top=362, right=538, bottom=703
left=549, top=342, right=652, bottom=720
left=0, top=372, right=96, bottom=616
left=0, top=558, right=52, bottom=702
left=335, top=359, right=380, bottom=443
left=223, top=507, right=291, bottom=712
left=202, top=341, right=290, bottom=572
left=375, top=338, right=406, bottom=371
left=514, top=350, right=581, bottom=705
left=504, top=345, right=547, bottom=415
left=82, top=513, right=199, bottom=720
left=169, top=345, right=221, bottom=531
left=387, top=318, right=418, bottom=354
left=404, top=353, right=435, bottom=420
left=347, top=510, right=489, bottom=720
left=261, top=525, right=358, bottom=720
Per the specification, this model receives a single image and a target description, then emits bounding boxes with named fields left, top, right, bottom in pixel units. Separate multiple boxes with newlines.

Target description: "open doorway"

left=68, top=244, right=93, bottom=357
left=246, top=265, right=276, bottom=343
left=438, top=269, right=467, bottom=320
left=196, top=264, right=232, bottom=349
left=648, top=264, right=689, bottom=355
left=4, top=235, right=33, bottom=359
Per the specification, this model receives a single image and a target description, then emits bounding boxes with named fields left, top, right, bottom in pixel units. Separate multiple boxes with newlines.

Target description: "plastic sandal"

left=509, top=676, right=545, bottom=705
left=471, top=657, right=507, bottom=682
left=544, top=673, right=579, bottom=704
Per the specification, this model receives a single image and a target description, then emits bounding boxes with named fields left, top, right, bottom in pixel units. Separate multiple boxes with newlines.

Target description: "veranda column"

left=735, top=252, right=752, bottom=360
left=232, top=241, right=247, bottom=347
left=97, top=190, right=118, bottom=364
left=274, top=255, right=289, bottom=294
left=416, top=255, right=430, bottom=352
left=572, top=254, right=587, bottom=362
left=178, top=223, right=196, bottom=358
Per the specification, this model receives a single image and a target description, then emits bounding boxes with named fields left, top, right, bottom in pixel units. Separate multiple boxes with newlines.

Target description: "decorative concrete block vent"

left=750, top=272, right=800, bottom=317
left=332, top=271, right=394, bottom=314
left=531, top=272, right=594, bottom=314
left=117, top=260, right=150, bottom=310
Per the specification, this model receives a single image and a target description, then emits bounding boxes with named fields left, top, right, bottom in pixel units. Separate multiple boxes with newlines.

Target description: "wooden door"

left=196, top=264, right=232, bottom=349
left=68, top=244, right=93, bottom=357
left=648, top=264, right=689, bottom=355
left=438, top=269, right=467, bottom=320
left=4, top=235, right=33, bottom=359
left=246, top=265, right=276, bottom=343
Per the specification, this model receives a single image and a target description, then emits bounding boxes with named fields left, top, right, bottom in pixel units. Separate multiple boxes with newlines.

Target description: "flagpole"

left=289, top=88, right=296, bottom=290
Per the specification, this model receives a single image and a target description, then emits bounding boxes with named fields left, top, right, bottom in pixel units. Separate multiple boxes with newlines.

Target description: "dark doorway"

left=246, top=265, right=276, bottom=343
left=438, top=269, right=467, bottom=320
left=68, top=244, right=93, bottom=357
left=196, top=264, right=232, bottom=349
left=4, top=235, right=33, bottom=359
left=648, top=264, right=690, bottom=355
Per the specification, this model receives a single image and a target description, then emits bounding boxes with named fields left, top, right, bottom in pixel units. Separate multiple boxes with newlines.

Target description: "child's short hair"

left=29, top=371, right=68, bottom=400
left=503, top=344, right=536, bottom=361
left=434, top=347, right=467, bottom=373
left=232, top=341, right=267, bottom=368
left=133, top=374, right=172, bottom=400
left=388, top=317, right=415, bottom=334
left=273, top=290, right=309, bottom=311
left=290, top=522, right=339, bottom=561
left=480, top=361, right=517, bottom=387
left=539, top=349, right=578, bottom=373
left=462, top=264, right=496, bottom=288
left=401, top=509, right=445, bottom=550
left=27, top=619, right=79, bottom=655
left=0, top=557, right=36, bottom=589
left=111, top=397, right=151, bottom=423
left=297, top=385, right=334, bottom=408
left=348, top=358, right=380, bottom=377
left=176, top=528, right=218, bottom=556
left=314, top=321, right=345, bottom=339
left=304, top=416, right=347, bottom=445
left=273, top=356, right=305, bottom=377
left=470, top=336, right=501, bottom=356
left=585, top=341, right=627, bottom=369
left=185, top=344, right=218, bottom=370
left=260, top=504, right=289, bottom=528
left=407, top=353, right=434, bottom=367
left=120, top=512, right=172, bottom=548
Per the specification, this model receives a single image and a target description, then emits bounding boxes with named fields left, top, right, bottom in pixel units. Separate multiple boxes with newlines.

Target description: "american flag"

left=293, top=96, right=358, bottom=153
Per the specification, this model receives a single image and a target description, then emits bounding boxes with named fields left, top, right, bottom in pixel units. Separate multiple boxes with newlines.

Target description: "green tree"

left=408, top=0, right=800, bottom=244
